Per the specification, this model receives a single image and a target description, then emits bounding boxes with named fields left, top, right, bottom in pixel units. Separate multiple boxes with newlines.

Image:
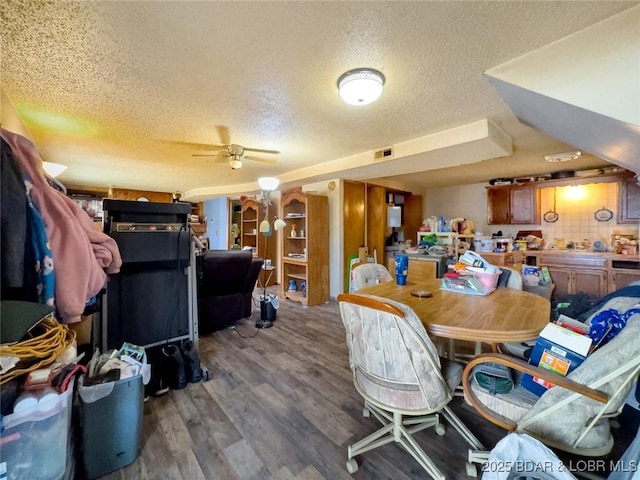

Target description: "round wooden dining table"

left=356, top=278, right=550, bottom=343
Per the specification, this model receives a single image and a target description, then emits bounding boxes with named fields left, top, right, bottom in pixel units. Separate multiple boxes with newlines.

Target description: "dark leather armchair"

left=197, top=250, right=263, bottom=334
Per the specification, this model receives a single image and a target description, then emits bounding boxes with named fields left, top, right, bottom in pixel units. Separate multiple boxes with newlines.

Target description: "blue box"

left=521, top=322, right=592, bottom=397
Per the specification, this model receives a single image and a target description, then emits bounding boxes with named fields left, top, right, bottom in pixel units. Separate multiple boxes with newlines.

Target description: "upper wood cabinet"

left=618, top=174, right=640, bottom=224
left=487, top=184, right=540, bottom=225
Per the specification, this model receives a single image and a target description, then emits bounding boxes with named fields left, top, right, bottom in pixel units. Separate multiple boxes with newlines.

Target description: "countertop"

left=521, top=250, right=638, bottom=262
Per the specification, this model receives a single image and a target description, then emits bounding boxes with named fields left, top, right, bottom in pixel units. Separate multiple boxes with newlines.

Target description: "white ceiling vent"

left=374, top=146, right=394, bottom=161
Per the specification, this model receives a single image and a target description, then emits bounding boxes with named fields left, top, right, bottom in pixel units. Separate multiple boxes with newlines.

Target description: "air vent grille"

left=374, top=147, right=393, bottom=161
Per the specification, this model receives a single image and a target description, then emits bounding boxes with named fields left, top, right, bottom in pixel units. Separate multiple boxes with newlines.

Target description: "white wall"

left=303, top=178, right=342, bottom=300
left=203, top=197, right=228, bottom=250
left=425, top=183, right=490, bottom=235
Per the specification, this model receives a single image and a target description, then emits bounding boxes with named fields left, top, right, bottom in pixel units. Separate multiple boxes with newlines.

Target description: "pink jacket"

left=1, top=129, right=122, bottom=323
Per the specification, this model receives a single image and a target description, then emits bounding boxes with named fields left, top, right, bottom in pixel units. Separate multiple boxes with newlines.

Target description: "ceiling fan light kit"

left=229, top=157, right=243, bottom=170
left=544, top=150, right=581, bottom=163
left=192, top=141, right=279, bottom=170
left=337, top=68, right=385, bottom=105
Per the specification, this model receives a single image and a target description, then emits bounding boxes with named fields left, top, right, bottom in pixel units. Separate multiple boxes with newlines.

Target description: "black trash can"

left=78, top=374, right=144, bottom=479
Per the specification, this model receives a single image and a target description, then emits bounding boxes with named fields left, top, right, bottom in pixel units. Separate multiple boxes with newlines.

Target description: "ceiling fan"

left=192, top=143, right=279, bottom=170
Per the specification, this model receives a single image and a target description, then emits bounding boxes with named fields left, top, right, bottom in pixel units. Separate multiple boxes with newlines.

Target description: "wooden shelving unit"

left=280, top=189, right=329, bottom=306
left=241, top=198, right=276, bottom=285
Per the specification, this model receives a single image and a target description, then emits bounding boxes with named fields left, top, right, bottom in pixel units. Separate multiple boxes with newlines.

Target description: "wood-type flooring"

left=101, top=289, right=636, bottom=480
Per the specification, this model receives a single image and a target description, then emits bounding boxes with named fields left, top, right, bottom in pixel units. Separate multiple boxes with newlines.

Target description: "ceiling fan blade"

left=215, top=125, right=231, bottom=146
left=192, top=153, right=229, bottom=158
left=243, top=147, right=280, bottom=154
left=244, top=155, right=278, bottom=165
left=167, top=140, right=228, bottom=151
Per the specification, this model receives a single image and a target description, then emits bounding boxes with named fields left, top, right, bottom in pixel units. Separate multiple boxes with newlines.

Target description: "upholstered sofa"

left=197, top=250, right=263, bottom=334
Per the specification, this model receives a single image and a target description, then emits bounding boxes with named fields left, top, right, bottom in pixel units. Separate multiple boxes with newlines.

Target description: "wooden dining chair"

left=338, top=293, right=484, bottom=479
left=349, top=262, right=393, bottom=293
left=462, top=298, right=640, bottom=476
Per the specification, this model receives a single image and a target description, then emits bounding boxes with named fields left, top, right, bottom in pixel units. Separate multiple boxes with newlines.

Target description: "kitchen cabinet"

left=538, top=255, right=608, bottom=300
left=487, top=185, right=540, bottom=225
left=618, top=174, right=640, bottom=223
left=610, top=260, right=640, bottom=291
left=280, top=189, right=329, bottom=306
left=241, top=198, right=275, bottom=285
left=611, top=268, right=640, bottom=291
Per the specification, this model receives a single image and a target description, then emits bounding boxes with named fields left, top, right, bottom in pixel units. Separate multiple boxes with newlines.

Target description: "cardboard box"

left=69, top=313, right=95, bottom=345
left=521, top=322, right=592, bottom=397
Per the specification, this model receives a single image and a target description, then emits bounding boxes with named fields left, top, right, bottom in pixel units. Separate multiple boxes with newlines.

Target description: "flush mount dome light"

left=337, top=68, right=385, bottom=105
left=544, top=150, right=581, bottom=163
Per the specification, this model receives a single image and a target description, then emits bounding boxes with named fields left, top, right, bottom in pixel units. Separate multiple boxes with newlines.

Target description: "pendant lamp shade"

left=258, top=177, right=280, bottom=192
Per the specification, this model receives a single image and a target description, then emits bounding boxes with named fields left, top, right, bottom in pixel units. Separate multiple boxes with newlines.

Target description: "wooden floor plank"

left=117, top=288, right=633, bottom=479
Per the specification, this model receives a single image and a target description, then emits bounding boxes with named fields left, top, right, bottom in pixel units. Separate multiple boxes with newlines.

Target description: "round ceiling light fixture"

left=337, top=68, right=385, bottom=106
left=544, top=150, right=581, bottom=163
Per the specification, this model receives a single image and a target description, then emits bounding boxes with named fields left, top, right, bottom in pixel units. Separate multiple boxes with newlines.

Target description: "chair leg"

left=467, top=449, right=490, bottom=477
left=347, top=404, right=447, bottom=480
left=441, top=405, right=485, bottom=450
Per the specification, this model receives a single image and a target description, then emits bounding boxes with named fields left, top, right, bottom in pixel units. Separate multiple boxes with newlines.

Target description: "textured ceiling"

left=1, top=1, right=636, bottom=200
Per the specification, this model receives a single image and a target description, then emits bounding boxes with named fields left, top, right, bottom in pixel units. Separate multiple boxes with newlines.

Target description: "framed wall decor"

left=594, top=207, right=614, bottom=222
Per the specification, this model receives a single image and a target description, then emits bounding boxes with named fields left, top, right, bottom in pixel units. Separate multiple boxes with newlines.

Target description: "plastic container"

left=78, top=374, right=144, bottom=479
left=0, top=380, right=74, bottom=480
left=480, top=237, right=494, bottom=252
left=474, top=271, right=501, bottom=290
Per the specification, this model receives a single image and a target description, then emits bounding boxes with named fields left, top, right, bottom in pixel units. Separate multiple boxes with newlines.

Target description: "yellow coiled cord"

left=0, top=316, right=76, bottom=385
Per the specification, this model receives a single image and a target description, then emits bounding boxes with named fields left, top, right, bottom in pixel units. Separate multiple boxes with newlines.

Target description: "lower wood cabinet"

left=538, top=255, right=608, bottom=300
left=610, top=268, right=640, bottom=291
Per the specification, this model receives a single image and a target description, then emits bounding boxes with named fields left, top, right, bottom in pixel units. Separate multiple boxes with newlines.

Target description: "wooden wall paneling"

left=343, top=181, right=366, bottom=291
left=403, top=194, right=423, bottom=246
left=112, top=188, right=172, bottom=203
left=367, top=185, right=386, bottom=265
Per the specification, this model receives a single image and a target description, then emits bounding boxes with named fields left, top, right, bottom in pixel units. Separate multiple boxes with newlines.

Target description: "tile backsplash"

left=536, top=183, right=636, bottom=248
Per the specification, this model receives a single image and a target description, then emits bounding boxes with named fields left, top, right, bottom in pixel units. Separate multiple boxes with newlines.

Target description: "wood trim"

left=462, top=353, right=608, bottom=432
left=486, top=172, right=634, bottom=191
left=337, top=293, right=405, bottom=318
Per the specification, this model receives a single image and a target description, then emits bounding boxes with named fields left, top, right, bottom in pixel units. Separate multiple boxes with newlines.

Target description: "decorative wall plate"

left=327, top=181, right=336, bottom=191
left=594, top=207, right=613, bottom=222
left=543, top=210, right=559, bottom=223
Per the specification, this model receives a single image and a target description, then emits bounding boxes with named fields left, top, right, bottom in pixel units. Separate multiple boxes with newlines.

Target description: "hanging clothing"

left=25, top=182, right=55, bottom=307
left=0, top=128, right=122, bottom=323
left=1, top=138, right=27, bottom=292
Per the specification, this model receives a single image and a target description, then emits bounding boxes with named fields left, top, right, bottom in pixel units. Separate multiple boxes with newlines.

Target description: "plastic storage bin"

left=78, top=374, right=144, bottom=479
left=0, top=381, right=74, bottom=480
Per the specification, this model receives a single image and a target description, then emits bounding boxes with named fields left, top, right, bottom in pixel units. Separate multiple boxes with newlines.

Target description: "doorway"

left=228, top=197, right=242, bottom=249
